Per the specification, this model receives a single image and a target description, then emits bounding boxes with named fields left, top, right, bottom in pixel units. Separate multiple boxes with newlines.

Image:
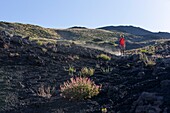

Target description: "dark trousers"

left=120, top=45, right=125, bottom=55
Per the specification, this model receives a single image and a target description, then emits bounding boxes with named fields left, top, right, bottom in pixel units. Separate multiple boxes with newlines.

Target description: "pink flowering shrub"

left=60, top=77, right=101, bottom=100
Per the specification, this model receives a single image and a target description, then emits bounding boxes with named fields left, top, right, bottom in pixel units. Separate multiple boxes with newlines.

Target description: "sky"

left=0, top=0, right=170, bottom=32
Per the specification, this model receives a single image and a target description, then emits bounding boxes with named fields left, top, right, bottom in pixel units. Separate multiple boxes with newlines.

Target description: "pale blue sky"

left=0, top=0, right=170, bottom=32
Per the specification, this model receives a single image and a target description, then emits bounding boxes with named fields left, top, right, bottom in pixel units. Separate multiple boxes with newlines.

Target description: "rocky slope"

left=0, top=29, right=170, bottom=113
left=0, top=22, right=59, bottom=39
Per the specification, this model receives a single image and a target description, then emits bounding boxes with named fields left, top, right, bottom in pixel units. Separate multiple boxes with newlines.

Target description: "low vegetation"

left=64, top=65, right=77, bottom=76
left=68, top=65, right=76, bottom=76
left=97, top=54, right=111, bottom=61
left=60, top=77, right=101, bottom=100
left=37, top=84, right=55, bottom=99
left=56, top=28, right=118, bottom=41
left=29, top=37, right=57, bottom=45
left=100, top=66, right=113, bottom=74
left=139, top=53, right=156, bottom=66
left=80, top=67, right=95, bottom=77
left=101, top=108, right=107, bottom=113
left=140, top=46, right=156, bottom=55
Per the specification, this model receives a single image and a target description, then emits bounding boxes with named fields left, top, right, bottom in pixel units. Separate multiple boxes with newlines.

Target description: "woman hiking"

left=119, top=35, right=126, bottom=56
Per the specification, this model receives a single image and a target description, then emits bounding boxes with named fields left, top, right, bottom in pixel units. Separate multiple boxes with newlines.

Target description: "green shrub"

left=64, top=65, right=76, bottom=76
left=60, top=77, right=101, bottom=100
left=101, top=108, right=107, bottom=113
left=36, top=40, right=43, bottom=46
left=80, top=67, right=95, bottom=77
left=97, top=54, right=111, bottom=61
left=140, top=46, right=156, bottom=55
left=68, top=66, right=76, bottom=76
left=140, top=49, right=147, bottom=53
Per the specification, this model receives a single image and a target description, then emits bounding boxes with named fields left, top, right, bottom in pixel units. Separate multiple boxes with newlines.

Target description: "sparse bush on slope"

left=60, top=77, right=101, bottom=100
left=37, top=84, right=55, bottom=99
left=97, top=54, right=111, bottom=61
left=139, top=53, right=156, bottom=66
left=80, top=67, right=95, bottom=77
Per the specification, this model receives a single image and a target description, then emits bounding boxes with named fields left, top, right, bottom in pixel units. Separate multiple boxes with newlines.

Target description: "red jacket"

left=119, top=37, right=125, bottom=46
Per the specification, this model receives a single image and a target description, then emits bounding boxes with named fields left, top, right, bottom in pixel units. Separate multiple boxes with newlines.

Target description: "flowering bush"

left=60, top=77, right=101, bottom=100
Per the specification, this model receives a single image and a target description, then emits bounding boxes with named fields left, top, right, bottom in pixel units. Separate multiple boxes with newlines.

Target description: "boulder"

left=160, top=80, right=170, bottom=88
left=152, top=67, right=166, bottom=75
left=131, top=54, right=141, bottom=61
left=10, top=35, right=22, bottom=44
left=0, top=30, right=11, bottom=37
left=162, top=58, right=170, bottom=67
left=131, top=92, right=163, bottom=113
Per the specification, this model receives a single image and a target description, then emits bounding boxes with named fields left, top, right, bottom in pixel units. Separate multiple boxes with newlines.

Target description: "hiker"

left=119, top=35, right=126, bottom=56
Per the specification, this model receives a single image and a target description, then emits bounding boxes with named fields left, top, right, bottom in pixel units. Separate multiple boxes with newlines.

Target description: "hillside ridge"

left=98, top=25, right=170, bottom=38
